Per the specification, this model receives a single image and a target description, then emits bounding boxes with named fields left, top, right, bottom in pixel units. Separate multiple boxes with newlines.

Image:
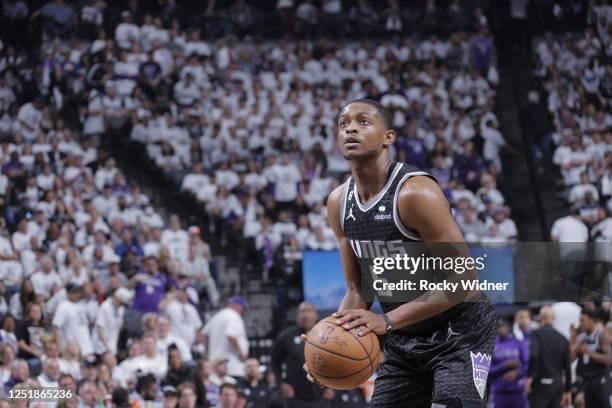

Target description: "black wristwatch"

left=382, top=313, right=393, bottom=334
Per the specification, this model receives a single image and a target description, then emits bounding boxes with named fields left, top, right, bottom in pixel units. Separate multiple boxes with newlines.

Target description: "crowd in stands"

left=531, top=3, right=612, bottom=244
left=114, top=1, right=517, bottom=287
left=1, top=0, right=608, bottom=407
left=0, top=0, right=516, bottom=405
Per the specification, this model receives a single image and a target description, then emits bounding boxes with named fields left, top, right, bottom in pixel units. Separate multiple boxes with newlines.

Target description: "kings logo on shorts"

left=470, top=351, right=491, bottom=399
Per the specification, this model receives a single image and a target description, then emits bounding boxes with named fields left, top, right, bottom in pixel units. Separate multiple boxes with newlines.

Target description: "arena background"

left=0, top=0, right=609, bottom=407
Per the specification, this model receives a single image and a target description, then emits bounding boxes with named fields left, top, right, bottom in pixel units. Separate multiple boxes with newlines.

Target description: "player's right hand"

left=301, top=334, right=325, bottom=388
left=302, top=362, right=324, bottom=388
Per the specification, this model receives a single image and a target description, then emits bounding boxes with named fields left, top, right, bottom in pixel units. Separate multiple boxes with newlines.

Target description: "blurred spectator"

left=526, top=306, right=572, bottom=408
left=15, top=302, right=44, bottom=363
left=210, top=358, right=237, bottom=387
left=161, top=346, right=192, bottom=389
left=133, top=373, right=163, bottom=407
left=121, top=333, right=167, bottom=381
left=129, top=256, right=167, bottom=314
left=295, top=0, right=319, bottom=39
left=159, top=289, right=202, bottom=348
left=349, top=0, right=379, bottom=38
left=51, top=284, right=93, bottom=358
left=0, top=315, right=17, bottom=352
left=571, top=308, right=611, bottom=408
left=272, top=302, right=325, bottom=406
left=37, top=357, right=60, bottom=387
left=155, top=315, right=192, bottom=363
left=230, top=0, right=254, bottom=37
left=162, top=385, right=179, bottom=408
left=194, top=358, right=220, bottom=407
left=551, top=302, right=581, bottom=340
left=92, top=288, right=133, bottom=356
left=3, top=359, right=28, bottom=392
left=550, top=211, right=589, bottom=242
left=0, top=344, right=15, bottom=384
left=489, top=318, right=528, bottom=408
left=201, top=296, right=248, bottom=379
left=77, top=380, right=98, bottom=408
left=513, top=308, right=534, bottom=355
left=277, top=0, right=295, bottom=37
left=216, top=382, right=239, bottom=408
left=58, top=341, right=81, bottom=381
left=177, top=382, right=197, bottom=408
left=321, top=0, right=342, bottom=38
left=236, top=358, right=279, bottom=407
left=36, top=0, right=77, bottom=41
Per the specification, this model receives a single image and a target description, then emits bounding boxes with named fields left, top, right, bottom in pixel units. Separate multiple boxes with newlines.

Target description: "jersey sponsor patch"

left=470, top=351, right=491, bottom=399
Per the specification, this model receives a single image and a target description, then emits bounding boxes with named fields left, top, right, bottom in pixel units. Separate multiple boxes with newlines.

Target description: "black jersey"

left=339, top=163, right=498, bottom=408
left=340, top=161, right=468, bottom=333
left=340, top=162, right=430, bottom=245
left=577, top=329, right=609, bottom=380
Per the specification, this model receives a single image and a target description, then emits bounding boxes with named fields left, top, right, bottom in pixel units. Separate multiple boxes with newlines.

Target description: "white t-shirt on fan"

left=52, top=300, right=94, bottom=356
left=201, top=307, right=248, bottom=377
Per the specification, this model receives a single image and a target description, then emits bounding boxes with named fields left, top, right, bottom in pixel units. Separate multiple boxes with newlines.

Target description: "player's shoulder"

left=327, top=178, right=350, bottom=208
left=397, top=173, right=445, bottom=205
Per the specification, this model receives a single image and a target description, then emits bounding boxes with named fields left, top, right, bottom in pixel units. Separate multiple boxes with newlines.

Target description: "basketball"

left=304, top=316, right=381, bottom=390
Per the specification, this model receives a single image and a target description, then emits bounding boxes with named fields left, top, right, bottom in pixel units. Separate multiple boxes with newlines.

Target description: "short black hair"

left=136, top=374, right=157, bottom=392
left=338, top=99, right=393, bottom=130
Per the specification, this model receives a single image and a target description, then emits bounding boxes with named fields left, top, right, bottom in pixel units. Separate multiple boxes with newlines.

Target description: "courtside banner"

left=345, top=242, right=612, bottom=303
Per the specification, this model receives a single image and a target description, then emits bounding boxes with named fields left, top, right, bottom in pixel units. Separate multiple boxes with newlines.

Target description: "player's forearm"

left=338, top=289, right=368, bottom=311
left=386, top=298, right=456, bottom=330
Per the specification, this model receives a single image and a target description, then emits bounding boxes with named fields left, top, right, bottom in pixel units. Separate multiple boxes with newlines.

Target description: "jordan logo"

left=346, top=204, right=356, bottom=221
left=447, top=322, right=460, bottom=339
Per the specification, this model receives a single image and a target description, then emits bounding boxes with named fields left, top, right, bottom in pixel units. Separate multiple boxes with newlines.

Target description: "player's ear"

left=383, top=129, right=396, bottom=147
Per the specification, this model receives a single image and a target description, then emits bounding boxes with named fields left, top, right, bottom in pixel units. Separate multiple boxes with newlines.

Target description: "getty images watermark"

left=371, top=253, right=510, bottom=292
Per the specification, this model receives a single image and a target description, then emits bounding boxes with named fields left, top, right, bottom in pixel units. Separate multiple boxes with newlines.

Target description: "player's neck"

left=350, top=156, right=392, bottom=203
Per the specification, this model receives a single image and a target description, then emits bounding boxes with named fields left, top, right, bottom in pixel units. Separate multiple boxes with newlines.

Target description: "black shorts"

left=371, top=295, right=497, bottom=408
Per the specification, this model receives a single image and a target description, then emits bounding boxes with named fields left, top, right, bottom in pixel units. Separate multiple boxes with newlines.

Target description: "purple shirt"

left=471, top=35, right=494, bottom=71
left=489, top=335, right=528, bottom=394
left=396, top=136, right=427, bottom=169
left=133, top=273, right=167, bottom=313
left=429, top=167, right=452, bottom=190
left=455, top=153, right=484, bottom=190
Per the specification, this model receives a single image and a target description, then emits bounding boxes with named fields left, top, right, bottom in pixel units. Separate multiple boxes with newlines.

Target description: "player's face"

left=337, top=102, right=394, bottom=161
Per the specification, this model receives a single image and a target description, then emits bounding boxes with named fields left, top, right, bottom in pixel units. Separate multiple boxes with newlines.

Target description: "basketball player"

left=303, top=99, right=497, bottom=408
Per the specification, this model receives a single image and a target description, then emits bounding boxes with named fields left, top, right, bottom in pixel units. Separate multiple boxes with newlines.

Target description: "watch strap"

left=382, top=313, right=393, bottom=333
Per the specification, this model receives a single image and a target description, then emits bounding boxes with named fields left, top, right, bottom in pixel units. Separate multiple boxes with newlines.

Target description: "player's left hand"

left=333, top=309, right=387, bottom=336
